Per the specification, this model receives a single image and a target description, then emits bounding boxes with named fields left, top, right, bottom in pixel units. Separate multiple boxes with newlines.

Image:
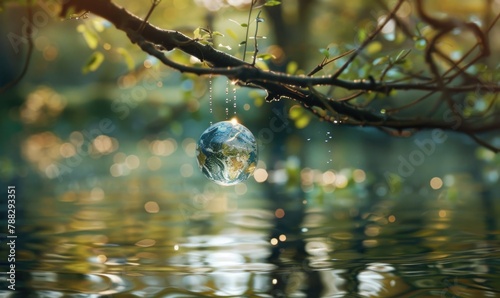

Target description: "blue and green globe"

left=196, top=120, right=258, bottom=186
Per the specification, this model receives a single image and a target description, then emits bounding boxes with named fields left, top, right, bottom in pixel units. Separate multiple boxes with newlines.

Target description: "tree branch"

left=61, top=0, right=500, bottom=151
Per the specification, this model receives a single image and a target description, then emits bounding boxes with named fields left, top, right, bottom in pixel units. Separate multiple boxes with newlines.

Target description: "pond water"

left=2, top=148, right=500, bottom=298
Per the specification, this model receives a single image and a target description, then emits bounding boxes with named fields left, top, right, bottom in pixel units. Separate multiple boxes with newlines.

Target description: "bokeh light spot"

left=275, top=208, right=285, bottom=219
left=430, top=177, right=443, bottom=189
left=145, top=201, right=160, bottom=213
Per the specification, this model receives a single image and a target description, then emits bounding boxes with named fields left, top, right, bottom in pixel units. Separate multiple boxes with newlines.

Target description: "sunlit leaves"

left=286, top=61, right=298, bottom=74
left=289, top=105, right=311, bottom=129
left=366, top=41, right=382, bottom=55
left=357, top=28, right=367, bottom=43
left=226, top=28, right=239, bottom=40
left=257, top=53, right=275, bottom=60
left=319, top=48, right=330, bottom=59
left=249, top=90, right=265, bottom=107
left=254, top=60, right=269, bottom=71
left=116, top=47, right=134, bottom=71
left=264, top=0, right=281, bottom=6
left=82, top=51, right=104, bottom=74
left=91, top=19, right=105, bottom=32
left=193, top=27, right=203, bottom=39
left=414, top=38, right=427, bottom=51
left=394, top=49, right=411, bottom=63
left=193, top=27, right=216, bottom=45
left=77, top=24, right=99, bottom=50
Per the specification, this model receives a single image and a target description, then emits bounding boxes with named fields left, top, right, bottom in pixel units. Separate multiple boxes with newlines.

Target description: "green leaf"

left=414, top=38, right=427, bottom=51
left=240, top=23, right=248, bottom=27
left=319, top=48, right=330, bottom=59
left=254, top=60, right=269, bottom=71
left=373, top=56, right=388, bottom=66
left=357, top=28, right=367, bottom=42
left=265, top=0, right=281, bottom=6
left=289, top=105, right=310, bottom=129
left=366, top=41, right=382, bottom=55
left=116, top=47, right=134, bottom=71
left=295, top=114, right=310, bottom=129
left=82, top=51, right=105, bottom=74
left=249, top=90, right=265, bottom=107
left=212, top=31, right=224, bottom=37
left=77, top=24, right=99, bottom=50
left=226, top=28, right=238, bottom=40
left=286, top=61, right=298, bottom=74
left=257, top=53, right=275, bottom=60
left=239, top=41, right=247, bottom=45
left=193, top=27, right=201, bottom=39
left=92, top=20, right=105, bottom=32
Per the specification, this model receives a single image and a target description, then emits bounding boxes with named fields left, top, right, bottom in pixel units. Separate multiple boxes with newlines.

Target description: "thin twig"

left=251, top=10, right=262, bottom=66
left=138, top=0, right=161, bottom=34
left=331, top=0, right=405, bottom=79
left=0, top=0, right=34, bottom=94
left=468, top=133, right=499, bottom=153
left=307, top=49, right=355, bottom=76
left=242, top=0, right=257, bottom=62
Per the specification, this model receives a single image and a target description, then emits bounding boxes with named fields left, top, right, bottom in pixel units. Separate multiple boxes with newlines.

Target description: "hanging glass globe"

left=196, top=120, right=258, bottom=186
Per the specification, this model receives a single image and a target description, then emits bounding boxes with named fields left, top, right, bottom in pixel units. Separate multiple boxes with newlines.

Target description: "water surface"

left=3, top=152, right=500, bottom=298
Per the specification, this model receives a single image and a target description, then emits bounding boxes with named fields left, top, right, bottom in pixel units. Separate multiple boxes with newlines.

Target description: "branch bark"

left=60, top=0, right=500, bottom=152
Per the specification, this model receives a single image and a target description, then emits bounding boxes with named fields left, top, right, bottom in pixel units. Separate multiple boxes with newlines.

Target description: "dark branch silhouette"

left=10, top=0, right=500, bottom=151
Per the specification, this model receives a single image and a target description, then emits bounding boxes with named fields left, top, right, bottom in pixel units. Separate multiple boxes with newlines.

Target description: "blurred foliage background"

left=1, top=0, right=499, bottom=193
left=1, top=0, right=500, bottom=296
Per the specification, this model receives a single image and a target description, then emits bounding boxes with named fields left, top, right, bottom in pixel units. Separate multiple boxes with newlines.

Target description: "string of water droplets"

left=232, top=81, right=237, bottom=116
left=225, top=80, right=229, bottom=119
left=325, top=131, right=333, bottom=164
left=209, top=74, right=213, bottom=125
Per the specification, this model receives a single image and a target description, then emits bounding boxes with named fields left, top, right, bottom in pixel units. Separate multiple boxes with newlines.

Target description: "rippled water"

left=2, top=152, right=500, bottom=297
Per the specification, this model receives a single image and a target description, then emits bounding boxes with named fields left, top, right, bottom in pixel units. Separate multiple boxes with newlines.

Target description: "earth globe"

left=196, top=119, right=258, bottom=186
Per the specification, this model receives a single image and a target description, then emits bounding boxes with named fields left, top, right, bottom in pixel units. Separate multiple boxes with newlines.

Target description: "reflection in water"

left=3, top=150, right=500, bottom=297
